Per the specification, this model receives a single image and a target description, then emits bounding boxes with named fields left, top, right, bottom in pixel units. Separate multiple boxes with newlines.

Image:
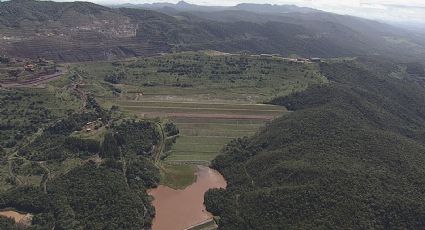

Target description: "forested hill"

left=1, top=0, right=425, bottom=62
left=204, top=58, right=425, bottom=229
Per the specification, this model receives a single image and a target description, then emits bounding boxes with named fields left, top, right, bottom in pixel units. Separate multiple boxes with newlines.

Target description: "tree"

left=100, top=132, right=120, bottom=159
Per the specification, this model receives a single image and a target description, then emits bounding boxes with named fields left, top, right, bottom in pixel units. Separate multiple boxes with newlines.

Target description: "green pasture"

left=159, top=164, right=197, bottom=189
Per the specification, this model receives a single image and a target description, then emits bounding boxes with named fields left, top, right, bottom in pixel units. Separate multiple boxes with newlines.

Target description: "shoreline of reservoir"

left=148, top=165, right=226, bottom=230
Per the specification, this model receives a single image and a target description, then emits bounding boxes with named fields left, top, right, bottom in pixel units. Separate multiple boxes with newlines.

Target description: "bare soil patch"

left=0, top=210, right=33, bottom=227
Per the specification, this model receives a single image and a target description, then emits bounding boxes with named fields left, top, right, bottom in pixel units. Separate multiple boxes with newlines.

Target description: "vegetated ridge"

left=205, top=58, right=425, bottom=229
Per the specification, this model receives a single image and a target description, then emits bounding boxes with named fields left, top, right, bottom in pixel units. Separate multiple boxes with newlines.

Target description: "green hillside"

left=205, top=58, right=425, bottom=229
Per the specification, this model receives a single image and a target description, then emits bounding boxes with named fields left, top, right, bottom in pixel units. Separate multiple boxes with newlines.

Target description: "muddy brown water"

left=148, top=165, right=227, bottom=230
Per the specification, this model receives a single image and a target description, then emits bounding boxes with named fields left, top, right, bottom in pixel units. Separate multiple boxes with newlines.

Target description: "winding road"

left=0, top=67, right=66, bottom=87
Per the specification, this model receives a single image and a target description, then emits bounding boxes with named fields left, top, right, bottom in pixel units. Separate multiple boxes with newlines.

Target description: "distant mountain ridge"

left=0, top=0, right=424, bottom=62
left=116, top=1, right=225, bottom=12
left=112, top=1, right=320, bottom=14
left=233, top=3, right=320, bottom=14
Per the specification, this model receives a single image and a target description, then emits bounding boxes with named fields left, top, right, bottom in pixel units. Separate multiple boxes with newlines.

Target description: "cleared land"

left=101, top=98, right=286, bottom=163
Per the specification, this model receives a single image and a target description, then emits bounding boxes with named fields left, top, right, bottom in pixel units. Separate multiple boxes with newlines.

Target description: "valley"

left=74, top=51, right=319, bottom=186
left=1, top=0, right=425, bottom=229
left=99, top=89, right=287, bottom=229
left=1, top=41, right=423, bottom=230
left=0, top=50, right=323, bottom=229
left=75, top=52, right=314, bottom=229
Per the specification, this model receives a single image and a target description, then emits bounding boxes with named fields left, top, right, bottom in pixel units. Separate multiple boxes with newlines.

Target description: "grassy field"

left=159, top=164, right=197, bottom=189
left=73, top=51, right=327, bottom=101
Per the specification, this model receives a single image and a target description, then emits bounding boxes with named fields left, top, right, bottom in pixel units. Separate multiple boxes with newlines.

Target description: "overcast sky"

left=57, top=0, right=425, bottom=24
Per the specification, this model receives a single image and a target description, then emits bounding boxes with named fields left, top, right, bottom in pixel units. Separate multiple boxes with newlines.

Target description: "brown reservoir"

left=148, top=165, right=227, bottom=230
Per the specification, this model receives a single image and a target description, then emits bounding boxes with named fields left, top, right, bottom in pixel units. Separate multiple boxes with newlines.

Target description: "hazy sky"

left=57, top=0, right=425, bottom=24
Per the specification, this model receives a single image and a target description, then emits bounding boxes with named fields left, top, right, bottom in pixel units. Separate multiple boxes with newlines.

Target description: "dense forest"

left=205, top=58, right=425, bottom=229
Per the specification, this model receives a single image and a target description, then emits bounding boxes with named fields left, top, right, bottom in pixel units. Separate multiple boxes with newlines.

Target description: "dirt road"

left=0, top=67, right=66, bottom=87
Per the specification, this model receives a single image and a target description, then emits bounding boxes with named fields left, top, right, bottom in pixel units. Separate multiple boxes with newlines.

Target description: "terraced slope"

left=0, top=1, right=172, bottom=61
left=112, top=99, right=287, bottom=163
